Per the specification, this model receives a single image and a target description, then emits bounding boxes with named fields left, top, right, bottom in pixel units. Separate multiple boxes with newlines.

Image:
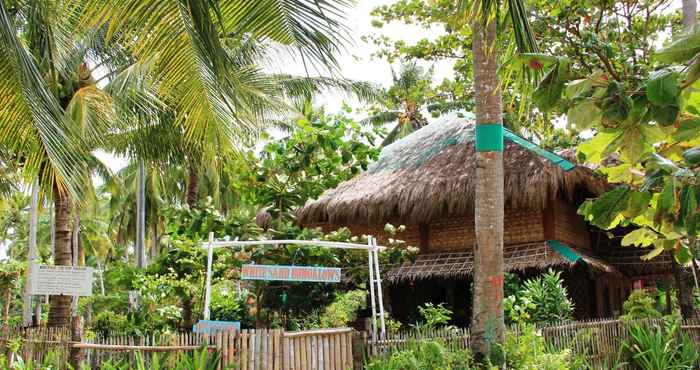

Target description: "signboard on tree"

left=241, top=264, right=341, bottom=283
left=29, top=264, right=93, bottom=296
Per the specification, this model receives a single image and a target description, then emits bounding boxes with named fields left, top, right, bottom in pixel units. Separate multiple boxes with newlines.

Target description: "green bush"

left=622, top=318, right=698, bottom=370
left=417, top=303, right=453, bottom=329
left=319, top=289, right=367, bottom=328
left=499, top=325, right=574, bottom=370
left=504, top=269, right=574, bottom=325
left=364, top=340, right=474, bottom=370
left=619, top=289, right=663, bottom=321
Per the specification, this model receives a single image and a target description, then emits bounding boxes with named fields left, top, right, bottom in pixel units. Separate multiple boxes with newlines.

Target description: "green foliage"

left=364, top=340, right=474, bottom=370
left=620, top=290, right=663, bottom=321
left=504, top=270, right=574, bottom=325
left=417, top=303, right=453, bottom=329
left=99, top=347, right=227, bottom=370
left=622, top=319, right=699, bottom=370
left=318, top=290, right=367, bottom=328
left=499, top=325, right=573, bottom=370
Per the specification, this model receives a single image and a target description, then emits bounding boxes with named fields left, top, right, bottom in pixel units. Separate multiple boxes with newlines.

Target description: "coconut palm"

left=2, top=0, right=357, bottom=330
left=456, top=0, right=538, bottom=359
left=364, top=61, right=434, bottom=146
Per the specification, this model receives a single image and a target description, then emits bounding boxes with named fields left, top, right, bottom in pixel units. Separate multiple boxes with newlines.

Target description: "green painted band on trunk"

left=475, top=124, right=503, bottom=152
left=547, top=240, right=581, bottom=263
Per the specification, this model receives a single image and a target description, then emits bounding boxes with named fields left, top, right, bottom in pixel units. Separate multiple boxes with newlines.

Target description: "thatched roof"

left=386, top=240, right=620, bottom=283
left=298, top=113, right=609, bottom=225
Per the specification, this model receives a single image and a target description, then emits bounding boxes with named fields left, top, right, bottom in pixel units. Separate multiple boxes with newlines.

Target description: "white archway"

left=200, top=232, right=387, bottom=340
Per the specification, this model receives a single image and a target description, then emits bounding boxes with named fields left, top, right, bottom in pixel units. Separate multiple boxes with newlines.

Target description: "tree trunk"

left=136, top=159, right=146, bottom=268
left=48, top=186, right=73, bottom=327
left=470, top=16, right=505, bottom=360
left=22, top=182, right=39, bottom=326
left=683, top=0, right=697, bottom=29
left=187, top=164, right=199, bottom=208
left=150, top=220, right=158, bottom=263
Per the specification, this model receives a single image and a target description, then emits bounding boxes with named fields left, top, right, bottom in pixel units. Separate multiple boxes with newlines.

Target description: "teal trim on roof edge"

left=504, top=129, right=576, bottom=171
left=547, top=240, right=581, bottom=263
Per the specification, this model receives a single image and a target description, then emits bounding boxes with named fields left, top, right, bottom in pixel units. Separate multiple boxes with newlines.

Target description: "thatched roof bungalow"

left=298, top=114, right=670, bottom=323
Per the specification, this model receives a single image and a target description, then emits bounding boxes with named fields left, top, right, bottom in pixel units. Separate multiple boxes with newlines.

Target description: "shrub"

left=505, top=269, right=574, bottom=325
left=622, top=318, right=698, bottom=370
left=619, top=289, right=662, bottom=321
left=318, top=289, right=367, bottom=328
left=417, top=303, right=453, bottom=329
left=499, top=325, right=573, bottom=370
left=364, top=340, right=474, bottom=370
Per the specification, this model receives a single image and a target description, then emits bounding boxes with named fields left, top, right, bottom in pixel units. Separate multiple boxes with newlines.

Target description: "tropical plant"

left=620, top=290, right=664, bottom=321
left=417, top=303, right=454, bottom=330
left=364, top=340, right=475, bottom=370
left=622, top=319, right=699, bottom=370
left=364, top=61, right=435, bottom=146
left=504, top=269, right=574, bottom=325
left=499, top=325, right=574, bottom=370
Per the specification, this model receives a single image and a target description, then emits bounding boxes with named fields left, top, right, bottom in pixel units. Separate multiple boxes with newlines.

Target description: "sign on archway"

left=200, top=234, right=387, bottom=340
left=241, top=264, right=341, bottom=283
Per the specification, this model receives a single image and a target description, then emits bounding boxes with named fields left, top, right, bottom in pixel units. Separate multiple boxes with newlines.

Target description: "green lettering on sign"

left=475, top=124, right=504, bottom=152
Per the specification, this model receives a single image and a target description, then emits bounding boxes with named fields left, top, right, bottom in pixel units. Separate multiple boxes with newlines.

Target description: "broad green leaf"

left=600, top=164, right=637, bottom=184
left=564, top=79, right=592, bottom=99
left=519, top=53, right=559, bottom=70
left=649, top=104, right=680, bottom=125
left=621, top=228, right=658, bottom=247
left=577, top=130, right=620, bottom=163
left=641, top=245, right=665, bottom=260
left=672, top=118, right=700, bottom=143
left=675, top=244, right=693, bottom=264
left=579, top=188, right=631, bottom=229
left=567, top=100, right=601, bottom=130
left=654, top=27, right=700, bottom=64
left=646, top=69, right=680, bottom=107
left=623, top=191, right=652, bottom=218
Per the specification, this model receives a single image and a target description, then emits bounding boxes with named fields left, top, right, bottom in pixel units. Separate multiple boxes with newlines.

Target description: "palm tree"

left=364, top=61, right=434, bottom=146
left=458, top=0, right=538, bottom=359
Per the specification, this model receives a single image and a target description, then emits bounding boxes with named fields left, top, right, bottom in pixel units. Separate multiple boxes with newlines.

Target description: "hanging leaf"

left=672, top=118, right=700, bottom=143
left=621, top=228, right=658, bottom=247
left=646, top=69, right=681, bottom=107
left=623, top=191, right=652, bottom=218
left=577, top=130, right=620, bottom=163
left=649, top=104, right=680, bottom=126
left=578, top=188, right=631, bottom=229
left=641, top=245, right=665, bottom=260
left=567, top=100, right=601, bottom=130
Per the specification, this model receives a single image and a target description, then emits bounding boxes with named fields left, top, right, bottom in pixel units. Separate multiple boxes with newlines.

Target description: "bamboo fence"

left=364, top=318, right=700, bottom=369
left=0, top=326, right=354, bottom=370
left=3, top=318, right=700, bottom=369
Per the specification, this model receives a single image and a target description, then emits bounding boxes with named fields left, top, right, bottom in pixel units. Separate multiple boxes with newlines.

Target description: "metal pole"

left=203, top=232, right=214, bottom=320
left=22, top=181, right=39, bottom=326
left=372, top=237, right=387, bottom=339
left=367, top=238, right=378, bottom=342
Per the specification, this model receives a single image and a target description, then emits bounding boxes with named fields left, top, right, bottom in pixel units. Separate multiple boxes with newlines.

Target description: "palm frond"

left=273, top=75, right=379, bottom=103
left=0, top=0, right=89, bottom=199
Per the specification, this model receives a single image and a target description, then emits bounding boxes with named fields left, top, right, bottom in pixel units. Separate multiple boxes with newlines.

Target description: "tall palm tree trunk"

left=187, top=164, right=199, bottom=208
left=470, top=16, right=505, bottom=359
left=48, top=185, right=73, bottom=327
left=136, top=159, right=146, bottom=268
